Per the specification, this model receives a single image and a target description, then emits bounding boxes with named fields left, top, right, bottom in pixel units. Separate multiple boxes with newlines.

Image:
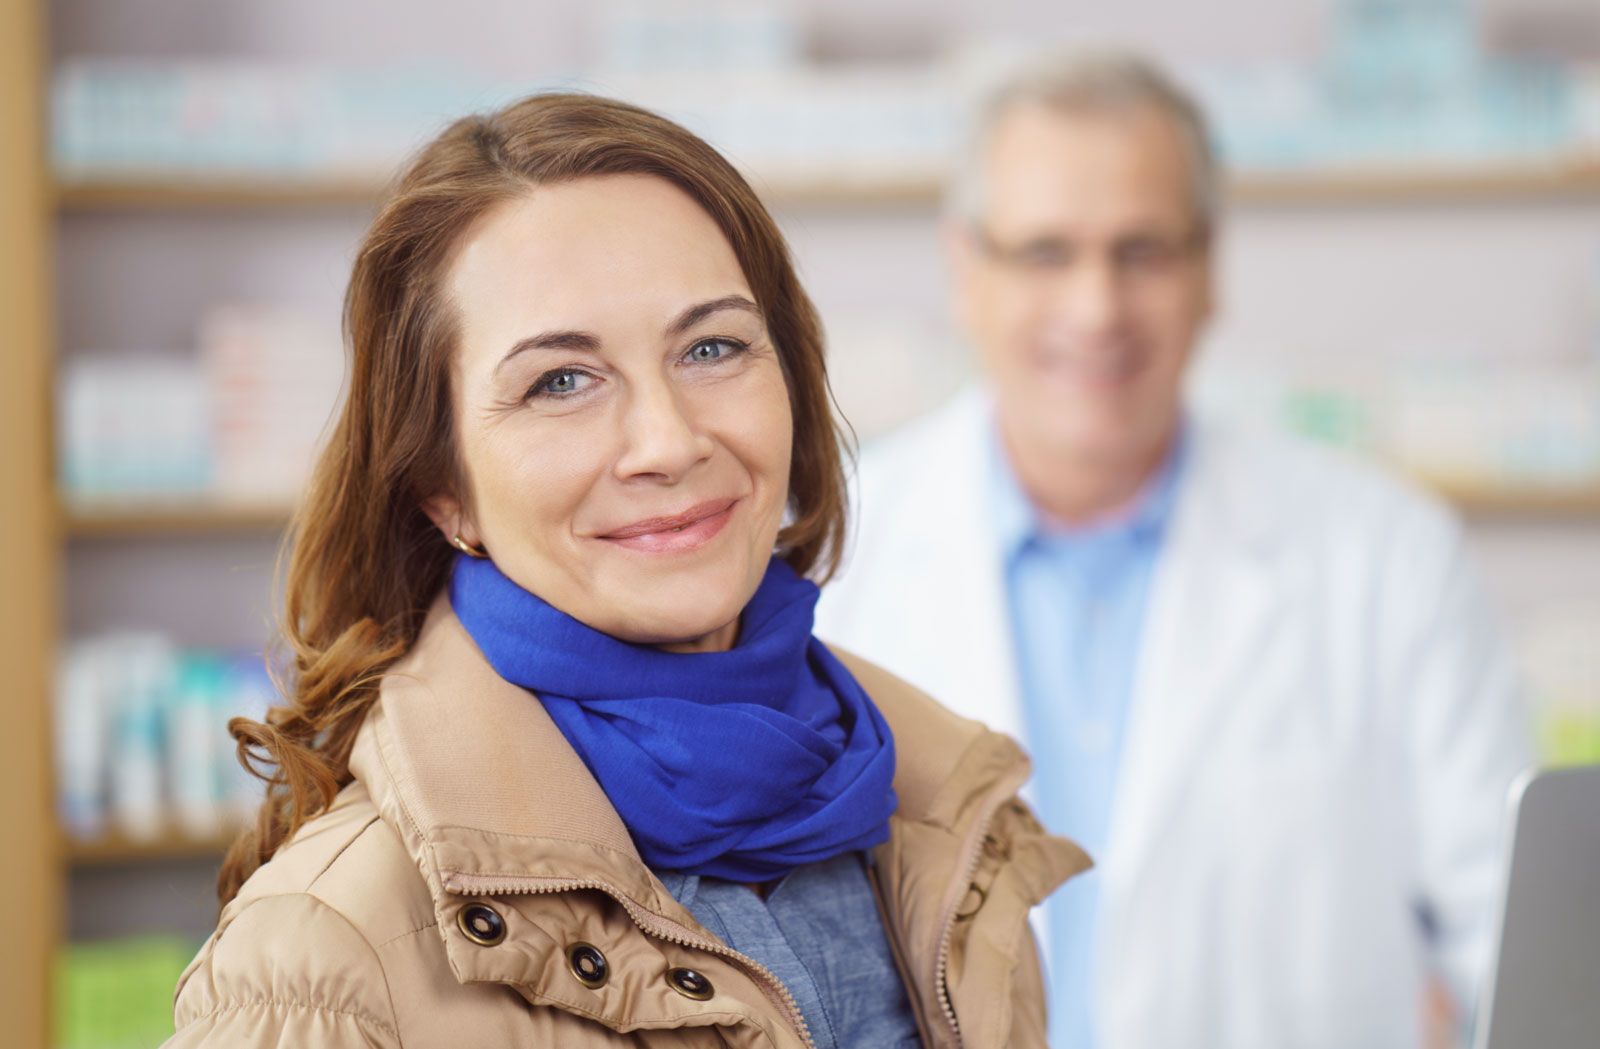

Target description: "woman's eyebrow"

left=494, top=330, right=600, bottom=377
left=665, top=294, right=762, bottom=336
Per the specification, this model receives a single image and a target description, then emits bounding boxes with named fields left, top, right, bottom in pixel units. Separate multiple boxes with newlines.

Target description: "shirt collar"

left=987, top=416, right=1189, bottom=562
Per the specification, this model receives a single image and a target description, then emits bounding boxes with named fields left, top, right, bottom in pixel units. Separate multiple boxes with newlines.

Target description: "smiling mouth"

left=598, top=498, right=739, bottom=542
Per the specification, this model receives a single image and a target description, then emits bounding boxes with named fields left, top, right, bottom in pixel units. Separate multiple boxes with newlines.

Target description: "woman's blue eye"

left=531, top=369, right=589, bottom=398
left=686, top=338, right=742, bottom=363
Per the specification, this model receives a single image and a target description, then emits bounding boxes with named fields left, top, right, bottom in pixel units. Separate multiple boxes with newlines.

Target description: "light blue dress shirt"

left=988, top=424, right=1187, bottom=1049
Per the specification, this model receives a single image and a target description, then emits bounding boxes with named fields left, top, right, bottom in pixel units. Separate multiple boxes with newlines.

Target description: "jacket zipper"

left=929, top=761, right=1033, bottom=1049
left=868, top=861, right=937, bottom=1049
left=442, top=872, right=817, bottom=1049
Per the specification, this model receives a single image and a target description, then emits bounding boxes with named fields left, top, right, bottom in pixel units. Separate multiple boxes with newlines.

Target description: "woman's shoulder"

left=169, top=781, right=432, bottom=1047
left=219, top=779, right=432, bottom=938
left=168, top=888, right=402, bottom=1047
left=827, top=644, right=1031, bottom=824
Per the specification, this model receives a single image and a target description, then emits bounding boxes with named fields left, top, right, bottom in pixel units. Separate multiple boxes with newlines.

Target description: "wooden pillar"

left=0, top=0, right=60, bottom=1046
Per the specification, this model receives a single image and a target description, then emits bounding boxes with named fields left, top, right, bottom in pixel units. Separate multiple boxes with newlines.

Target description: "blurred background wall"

left=14, top=0, right=1600, bottom=1045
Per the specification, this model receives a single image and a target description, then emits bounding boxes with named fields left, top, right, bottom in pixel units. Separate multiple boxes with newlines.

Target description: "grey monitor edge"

left=1471, top=763, right=1600, bottom=1049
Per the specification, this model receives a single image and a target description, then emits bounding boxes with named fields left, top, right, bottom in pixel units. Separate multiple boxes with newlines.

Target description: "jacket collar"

left=349, top=591, right=1070, bottom=914
left=349, top=593, right=679, bottom=911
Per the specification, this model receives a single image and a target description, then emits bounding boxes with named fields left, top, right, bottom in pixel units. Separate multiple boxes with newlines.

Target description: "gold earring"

left=451, top=535, right=488, bottom=559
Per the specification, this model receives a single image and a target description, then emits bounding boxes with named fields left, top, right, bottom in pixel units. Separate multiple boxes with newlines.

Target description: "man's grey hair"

left=948, top=48, right=1221, bottom=233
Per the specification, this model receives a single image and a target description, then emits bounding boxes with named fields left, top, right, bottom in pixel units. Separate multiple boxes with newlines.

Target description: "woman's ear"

left=421, top=491, right=481, bottom=549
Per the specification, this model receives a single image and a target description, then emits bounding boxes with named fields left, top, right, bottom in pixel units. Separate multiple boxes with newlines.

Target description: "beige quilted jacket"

left=166, top=596, right=1089, bottom=1048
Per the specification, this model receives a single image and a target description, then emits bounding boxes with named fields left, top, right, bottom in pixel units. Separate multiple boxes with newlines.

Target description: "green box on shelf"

left=1283, top=389, right=1376, bottom=451
left=1538, top=710, right=1600, bottom=769
left=55, top=936, right=199, bottom=1049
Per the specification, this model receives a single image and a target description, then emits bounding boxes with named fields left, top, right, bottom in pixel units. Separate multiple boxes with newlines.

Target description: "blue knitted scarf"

left=449, top=555, right=897, bottom=881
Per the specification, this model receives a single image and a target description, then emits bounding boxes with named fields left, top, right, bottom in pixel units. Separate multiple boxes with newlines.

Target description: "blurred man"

left=815, top=50, right=1531, bottom=1049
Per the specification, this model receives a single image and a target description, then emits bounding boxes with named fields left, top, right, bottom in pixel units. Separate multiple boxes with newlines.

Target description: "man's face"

left=952, top=101, right=1214, bottom=471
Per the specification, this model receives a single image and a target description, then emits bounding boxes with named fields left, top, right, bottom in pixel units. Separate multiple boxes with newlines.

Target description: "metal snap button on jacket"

left=567, top=942, right=609, bottom=989
left=667, top=967, right=714, bottom=1000
left=457, top=903, right=506, bottom=946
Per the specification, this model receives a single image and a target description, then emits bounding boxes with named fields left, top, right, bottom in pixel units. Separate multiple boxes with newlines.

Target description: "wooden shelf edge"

left=60, top=500, right=294, bottom=537
left=63, top=828, right=241, bottom=866
left=55, top=176, right=387, bottom=210
left=53, top=158, right=1600, bottom=211
left=51, top=170, right=954, bottom=210
left=1232, top=158, right=1600, bottom=204
left=1430, top=480, right=1600, bottom=517
left=747, top=169, right=947, bottom=207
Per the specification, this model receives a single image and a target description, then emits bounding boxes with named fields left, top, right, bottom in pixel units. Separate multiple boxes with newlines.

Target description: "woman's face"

left=428, top=174, right=794, bottom=651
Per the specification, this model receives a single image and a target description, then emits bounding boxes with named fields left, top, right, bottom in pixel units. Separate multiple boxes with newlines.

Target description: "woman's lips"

left=598, top=498, right=738, bottom=554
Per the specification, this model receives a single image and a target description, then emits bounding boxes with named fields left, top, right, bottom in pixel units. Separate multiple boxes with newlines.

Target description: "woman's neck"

left=657, top=617, right=739, bottom=654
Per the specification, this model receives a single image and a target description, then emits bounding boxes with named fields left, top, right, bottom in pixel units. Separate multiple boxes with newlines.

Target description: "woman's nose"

left=612, top=379, right=714, bottom=483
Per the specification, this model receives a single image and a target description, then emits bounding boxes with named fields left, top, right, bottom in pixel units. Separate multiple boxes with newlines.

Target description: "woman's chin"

left=576, top=576, right=751, bottom=651
left=581, top=550, right=768, bottom=648
left=604, top=609, right=742, bottom=651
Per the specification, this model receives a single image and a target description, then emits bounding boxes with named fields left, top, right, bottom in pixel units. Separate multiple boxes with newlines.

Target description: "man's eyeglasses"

left=970, top=225, right=1207, bottom=283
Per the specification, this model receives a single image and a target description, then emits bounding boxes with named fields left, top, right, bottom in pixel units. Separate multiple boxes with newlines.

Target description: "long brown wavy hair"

left=218, top=94, right=850, bottom=905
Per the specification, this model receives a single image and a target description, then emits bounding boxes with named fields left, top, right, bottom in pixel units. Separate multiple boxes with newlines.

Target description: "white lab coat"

left=816, top=388, right=1533, bottom=1049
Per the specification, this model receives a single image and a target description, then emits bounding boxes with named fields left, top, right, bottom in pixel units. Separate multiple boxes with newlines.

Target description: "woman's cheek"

left=739, top=378, right=793, bottom=484
left=488, top=421, right=604, bottom=535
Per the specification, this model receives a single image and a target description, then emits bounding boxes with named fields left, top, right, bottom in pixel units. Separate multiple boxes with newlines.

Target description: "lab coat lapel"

left=889, top=391, right=1025, bottom=742
left=1101, top=421, right=1287, bottom=898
